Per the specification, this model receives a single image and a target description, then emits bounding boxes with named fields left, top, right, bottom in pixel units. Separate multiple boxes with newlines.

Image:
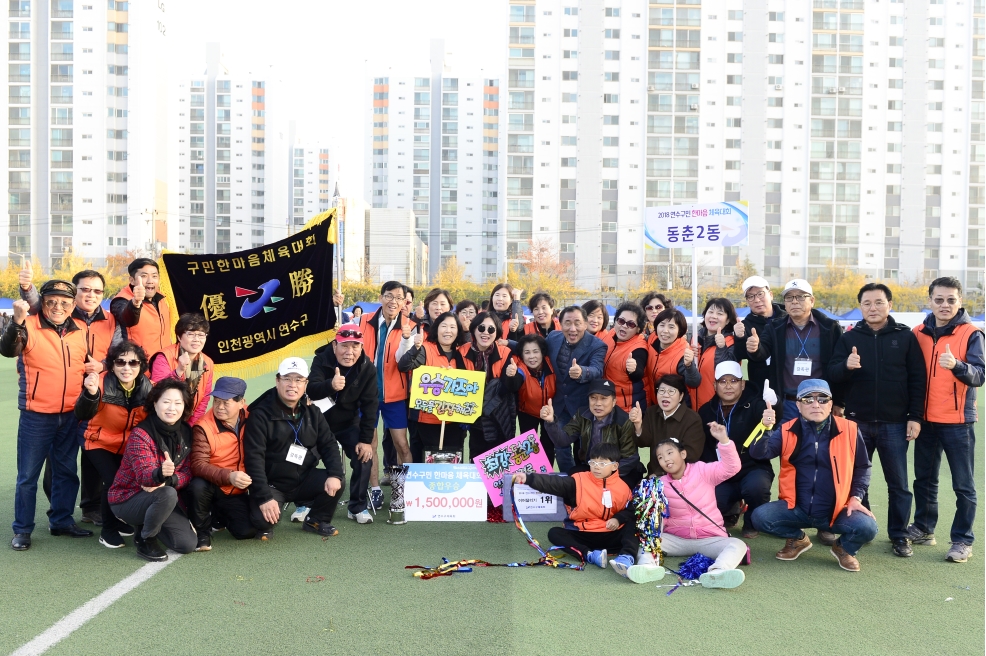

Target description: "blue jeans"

left=14, top=410, right=81, bottom=534
left=555, top=445, right=576, bottom=473
left=752, top=499, right=879, bottom=556
left=857, top=422, right=911, bottom=540
left=913, top=422, right=977, bottom=545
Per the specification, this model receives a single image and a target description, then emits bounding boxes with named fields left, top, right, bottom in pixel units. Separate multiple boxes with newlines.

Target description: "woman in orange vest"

left=646, top=308, right=701, bottom=407
left=510, top=333, right=558, bottom=466
left=690, top=298, right=739, bottom=411
left=601, top=303, right=649, bottom=412
left=524, top=292, right=560, bottom=338
left=489, top=283, right=524, bottom=342
left=150, top=313, right=214, bottom=426
left=75, top=340, right=152, bottom=549
left=582, top=300, right=611, bottom=340
left=639, top=292, right=672, bottom=338
left=398, top=312, right=470, bottom=459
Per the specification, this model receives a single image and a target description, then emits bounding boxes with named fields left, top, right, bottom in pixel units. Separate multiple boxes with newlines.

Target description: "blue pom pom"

left=674, top=553, right=715, bottom=580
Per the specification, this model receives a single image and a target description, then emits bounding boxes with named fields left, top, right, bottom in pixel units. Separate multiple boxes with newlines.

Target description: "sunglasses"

left=616, top=317, right=638, bottom=329
left=113, top=358, right=141, bottom=368
left=43, top=299, right=74, bottom=310
left=337, top=329, right=363, bottom=339
left=798, top=395, right=832, bottom=405
left=476, top=324, right=498, bottom=335
left=645, top=304, right=663, bottom=311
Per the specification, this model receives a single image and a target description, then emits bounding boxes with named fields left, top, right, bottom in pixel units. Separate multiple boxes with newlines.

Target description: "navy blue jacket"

left=545, top=330, right=607, bottom=426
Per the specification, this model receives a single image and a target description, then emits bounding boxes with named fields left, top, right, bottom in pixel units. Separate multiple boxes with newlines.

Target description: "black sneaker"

left=195, top=533, right=212, bottom=552
left=135, top=535, right=167, bottom=562
left=906, top=524, right=936, bottom=546
left=117, top=522, right=135, bottom=537
left=81, top=509, right=103, bottom=526
left=892, top=537, right=913, bottom=558
left=302, top=518, right=339, bottom=537
left=99, top=530, right=125, bottom=549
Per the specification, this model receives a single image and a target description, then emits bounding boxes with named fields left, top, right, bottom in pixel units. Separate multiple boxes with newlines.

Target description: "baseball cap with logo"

left=277, top=357, right=309, bottom=378
left=781, top=278, right=814, bottom=298
left=587, top=379, right=617, bottom=397
left=741, top=276, right=771, bottom=295
left=335, top=323, right=364, bottom=344
left=39, top=279, right=77, bottom=299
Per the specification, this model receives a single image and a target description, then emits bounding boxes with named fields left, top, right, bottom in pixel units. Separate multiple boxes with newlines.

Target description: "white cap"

left=741, top=275, right=771, bottom=294
left=714, top=361, right=743, bottom=381
left=277, top=357, right=309, bottom=378
left=782, top=278, right=813, bottom=297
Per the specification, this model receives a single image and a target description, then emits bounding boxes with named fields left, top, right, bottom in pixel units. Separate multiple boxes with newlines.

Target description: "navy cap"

left=39, top=279, right=76, bottom=299
left=587, top=378, right=617, bottom=397
left=796, top=379, right=831, bottom=399
left=210, top=376, right=247, bottom=400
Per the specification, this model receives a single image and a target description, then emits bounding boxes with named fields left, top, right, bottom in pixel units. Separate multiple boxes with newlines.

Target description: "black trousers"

left=547, top=524, right=638, bottom=559
left=416, top=421, right=465, bottom=460
left=248, top=467, right=342, bottom=532
left=407, top=420, right=424, bottom=464
left=184, top=477, right=256, bottom=540
left=43, top=450, right=102, bottom=513
left=334, top=426, right=371, bottom=513
left=715, top=467, right=775, bottom=527
left=518, top=412, right=556, bottom=469
left=83, top=448, right=125, bottom=534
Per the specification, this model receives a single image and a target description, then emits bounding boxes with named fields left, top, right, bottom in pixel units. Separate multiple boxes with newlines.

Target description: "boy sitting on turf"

left=512, top=443, right=665, bottom=583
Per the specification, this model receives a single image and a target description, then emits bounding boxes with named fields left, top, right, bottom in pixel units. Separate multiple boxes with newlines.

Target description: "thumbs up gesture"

left=847, top=346, right=862, bottom=370
left=18, top=259, right=32, bottom=291
left=628, top=401, right=642, bottom=427
left=762, top=401, right=776, bottom=428
left=84, top=354, right=103, bottom=375
left=161, top=451, right=175, bottom=477
left=683, top=343, right=696, bottom=367
left=568, top=358, right=582, bottom=380
left=331, top=366, right=346, bottom=391
left=415, top=302, right=426, bottom=320
left=746, top=327, right=760, bottom=353
left=84, top=371, right=99, bottom=395
left=509, top=317, right=520, bottom=333
left=402, top=320, right=414, bottom=340
left=177, top=350, right=191, bottom=371
left=714, top=325, right=726, bottom=349
left=625, top=356, right=637, bottom=374
left=413, top=332, right=423, bottom=348
left=505, top=360, right=518, bottom=377
left=732, top=321, right=746, bottom=339
left=938, top=343, right=957, bottom=370
left=132, top=277, right=145, bottom=306
left=540, top=398, right=555, bottom=423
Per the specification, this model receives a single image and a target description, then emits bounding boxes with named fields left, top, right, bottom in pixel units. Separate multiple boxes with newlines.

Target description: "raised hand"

left=938, top=344, right=956, bottom=370
left=540, top=398, right=555, bottom=423
left=628, top=401, right=642, bottom=427
left=331, top=367, right=346, bottom=391
left=84, top=354, right=103, bottom=375
left=132, top=276, right=146, bottom=305
left=402, top=320, right=414, bottom=340
left=415, top=302, right=426, bottom=320
left=733, top=321, right=745, bottom=339
left=746, top=328, right=760, bottom=353
left=509, top=317, right=520, bottom=333
left=84, top=371, right=99, bottom=395
left=625, top=356, right=637, bottom=374
left=846, top=346, right=861, bottom=370
left=708, top=421, right=729, bottom=443
left=683, top=343, right=695, bottom=367
left=413, top=332, right=423, bottom=348
left=161, top=451, right=175, bottom=477
left=505, top=360, right=518, bottom=377
left=177, top=350, right=191, bottom=372
left=714, top=325, right=726, bottom=349
left=18, top=259, right=32, bottom=291
left=12, top=299, right=28, bottom=324
left=762, top=401, right=776, bottom=428
left=568, top=358, right=582, bottom=380
left=332, top=290, right=344, bottom=307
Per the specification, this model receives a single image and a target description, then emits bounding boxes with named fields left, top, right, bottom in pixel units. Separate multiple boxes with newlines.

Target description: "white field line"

left=10, top=552, right=182, bottom=656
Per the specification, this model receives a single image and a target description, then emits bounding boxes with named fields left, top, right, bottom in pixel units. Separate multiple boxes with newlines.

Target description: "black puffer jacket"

left=463, top=344, right=523, bottom=443
left=698, top=387, right=773, bottom=476
left=734, top=303, right=787, bottom=390
left=243, top=387, right=344, bottom=504
left=308, top=346, right=379, bottom=444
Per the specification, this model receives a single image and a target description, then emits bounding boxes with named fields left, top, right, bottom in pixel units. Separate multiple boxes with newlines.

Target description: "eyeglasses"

left=337, top=329, right=363, bottom=339
left=280, top=376, right=307, bottom=385
left=77, top=287, right=104, bottom=295
left=745, top=291, right=766, bottom=302
left=798, top=395, right=832, bottom=405
left=616, top=317, right=638, bottom=329
left=657, top=387, right=680, bottom=397
left=43, top=299, right=73, bottom=310
left=476, top=324, right=497, bottom=335
left=183, top=332, right=208, bottom=341
left=784, top=294, right=813, bottom=304
left=113, top=358, right=141, bottom=368
left=716, top=377, right=742, bottom=385
left=931, top=297, right=959, bottom=306
left=382, top=293, right=405, bottom=303
left=587, top=459, right=616, bottom=468
left=645, top=304, right=664, bottom=312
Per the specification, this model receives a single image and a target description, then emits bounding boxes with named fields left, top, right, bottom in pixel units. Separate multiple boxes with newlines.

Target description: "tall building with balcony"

left=285, top=129, right=334, bottom=232
left=364, top=39, right=501, bottom=282
left=173, top=43, right=289, bottom=254
left=504, top=0, right=981, bottom=293
left=5, top=0, right=172, bottom=268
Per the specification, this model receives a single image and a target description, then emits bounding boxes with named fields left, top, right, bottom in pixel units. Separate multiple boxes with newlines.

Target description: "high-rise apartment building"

left=5, top=0, right=171, bottom=268
left=365, top=39, right=502, bottom=281
left=286, top=132, right=333, bottom=231
left=505, top=0, right=982, bottom=292
left=173, top=43, right=290, bottom=255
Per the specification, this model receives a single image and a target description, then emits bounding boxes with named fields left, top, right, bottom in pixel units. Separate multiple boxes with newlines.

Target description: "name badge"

left=602, top=489, right=613, bottom=509
left=286, top=444, right=307, bottom=465
left=793, top=358, right=813, bottom=377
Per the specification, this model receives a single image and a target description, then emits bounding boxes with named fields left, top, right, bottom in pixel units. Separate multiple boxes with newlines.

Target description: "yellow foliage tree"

left=507, top=238, right=587, bottom=306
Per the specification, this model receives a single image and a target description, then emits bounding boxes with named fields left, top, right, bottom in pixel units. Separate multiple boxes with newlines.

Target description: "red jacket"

left=108, top=425, right=191, bottom=505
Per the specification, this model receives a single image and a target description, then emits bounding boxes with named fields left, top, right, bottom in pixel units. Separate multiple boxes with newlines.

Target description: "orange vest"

left=691, top=336, right=734, bottom=410
left=646, top=335, right=689, bottom=405
left=150, top=343, right=214, bottom=419
left=196, top=410, right=248, bottom=495
left=358, top=310, right=410, bottom=404
left=567, top=471, right=632, bottom=532
left=414, top=341, right=469, bottom=425
left=602, top=333, right=647, bottom=412
left=75, top=310, right=117, bottom=362
left=517, top=360, right=556, bottom=417
left=777, top=416, right=858, bottom=525
left=83, top=373, right=148, bottom=454
left=524, top=317, right=560, bottom=336
left=114, top=285, right=173, bottom=355
left=913, top=322, right=980, bottom=423
left=20, top=314, right=87, bottom=413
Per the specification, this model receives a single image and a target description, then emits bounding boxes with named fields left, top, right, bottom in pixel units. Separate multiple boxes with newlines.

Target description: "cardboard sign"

left=500, top=473, right=568, bottom=522
left=408, top=366, right=486, bottom=424
left=404, top=464, right=487, bottom=522
left=472, top=430, right=553, bottom=508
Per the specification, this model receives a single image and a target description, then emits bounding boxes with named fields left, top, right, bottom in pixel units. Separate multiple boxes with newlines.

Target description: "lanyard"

left=288, top=416, right=304, bottom=446
left=717, top=402, right=735, bottom=435
left=792, top=323, right=814, bottom=359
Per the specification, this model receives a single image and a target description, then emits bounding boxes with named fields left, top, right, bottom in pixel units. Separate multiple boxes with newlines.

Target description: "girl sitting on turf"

left=655, top=422, right=749, bottom=589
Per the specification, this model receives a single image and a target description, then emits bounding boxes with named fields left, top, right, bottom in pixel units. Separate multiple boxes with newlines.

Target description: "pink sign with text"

left=472, top=429, right=553, bottom=507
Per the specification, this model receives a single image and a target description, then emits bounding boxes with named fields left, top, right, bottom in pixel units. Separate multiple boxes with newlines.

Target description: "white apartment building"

left=5, top=0, right=172, bottom=268
left=365, top=208, right=429, bottom=286
left=365, top=39, right=502, bottom=282
left=285, top=129, right=333, bottom=230
left=173, top=43, right=290, bottom=255
left=505, top=0, right=983, bottom=292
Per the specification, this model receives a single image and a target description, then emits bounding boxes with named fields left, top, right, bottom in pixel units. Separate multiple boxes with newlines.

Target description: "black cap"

left=210, top=377, right=247, bottom=400
left=39, top=279, right=76, bottom=299
left=587, top=379, right=617, bottom=398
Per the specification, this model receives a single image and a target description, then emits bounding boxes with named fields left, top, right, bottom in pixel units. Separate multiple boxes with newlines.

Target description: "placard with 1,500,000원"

left=408, top=366, right=485, bottom=424
left=404, top=464, right=487, bottom=522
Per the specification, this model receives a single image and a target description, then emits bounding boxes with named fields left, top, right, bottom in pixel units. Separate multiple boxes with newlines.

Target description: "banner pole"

left=691, top=246, right=699, bottom=346
left=439, top=421, right=446, bottom=451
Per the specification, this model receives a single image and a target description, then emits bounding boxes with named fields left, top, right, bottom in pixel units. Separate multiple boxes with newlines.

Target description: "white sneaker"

left=290, top=506, right=310, bottom=523
left=347, top=510, right=374, bottom=524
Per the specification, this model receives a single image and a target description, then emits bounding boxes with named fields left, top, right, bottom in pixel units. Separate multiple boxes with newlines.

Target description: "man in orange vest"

left=187, top=377, right=254, bottom=550
left=3, top=280, right=92, bottom=550
left=907, top=277, right=984, bottom=564
left=110, top=257, right=173, bottom=356
left=749, top=379, right=878, bottom=572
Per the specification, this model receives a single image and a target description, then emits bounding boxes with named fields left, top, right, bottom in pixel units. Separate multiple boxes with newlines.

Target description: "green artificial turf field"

left=0, top=356, right=982, bottom=655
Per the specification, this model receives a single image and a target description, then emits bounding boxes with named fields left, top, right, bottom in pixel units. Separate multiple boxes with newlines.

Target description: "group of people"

left=4, top=259, right=982, bottom=583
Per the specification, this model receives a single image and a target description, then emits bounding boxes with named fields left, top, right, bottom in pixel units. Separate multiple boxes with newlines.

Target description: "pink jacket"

left=659, top=440, right=741, bottom=539
left=149, top=354, right=211, bottom=426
